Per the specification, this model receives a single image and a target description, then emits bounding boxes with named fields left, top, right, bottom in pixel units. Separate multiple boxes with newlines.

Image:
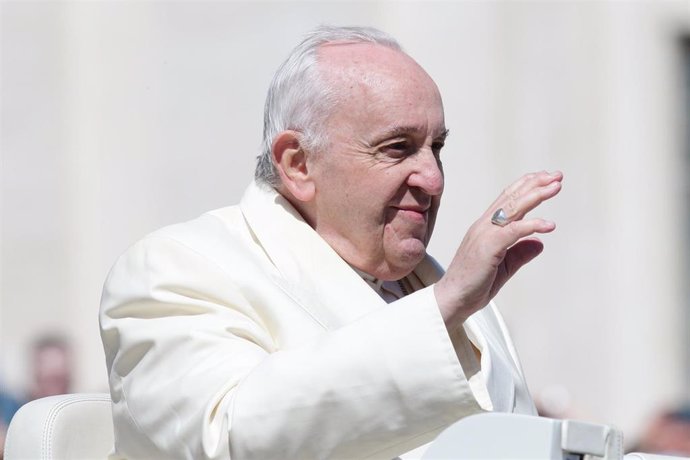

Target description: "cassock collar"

left=239, top=181, right=444, bottom=329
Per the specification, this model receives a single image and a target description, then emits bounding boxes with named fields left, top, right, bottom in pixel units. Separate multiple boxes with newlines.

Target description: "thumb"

left=493, top=238, right=544, bottom=296
left=505, top=238, right=544, bottom=277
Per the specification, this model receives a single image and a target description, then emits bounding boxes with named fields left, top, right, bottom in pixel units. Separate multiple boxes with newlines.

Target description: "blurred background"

left=2, top=0, right=690, bottom=453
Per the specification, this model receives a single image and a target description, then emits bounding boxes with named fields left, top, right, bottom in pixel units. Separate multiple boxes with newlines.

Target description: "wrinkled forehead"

left=316, top=42, right=442, bottom=103
left=315, top=42, right=445, bottom=138
left=317, top=41, right=414, bottom=71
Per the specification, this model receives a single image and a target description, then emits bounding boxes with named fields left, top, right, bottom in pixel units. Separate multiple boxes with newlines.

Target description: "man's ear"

left=272, top=131, right=316, bottom=202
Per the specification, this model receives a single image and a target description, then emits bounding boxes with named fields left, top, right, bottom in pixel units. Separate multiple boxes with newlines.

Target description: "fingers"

left=487, top=170, right=563, bottom=223
left=505, top=239, right=544, bottom=274
left=501, top=170, right=563, bottom=203
left=490, top=238, right=545, bottom=298
left=491, top=217, right=556, bottom=249
left=481, top=170, right=561, bottom=257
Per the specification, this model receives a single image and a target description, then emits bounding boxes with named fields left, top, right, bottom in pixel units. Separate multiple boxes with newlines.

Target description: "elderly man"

left=100, top=26, right=562, bottom=459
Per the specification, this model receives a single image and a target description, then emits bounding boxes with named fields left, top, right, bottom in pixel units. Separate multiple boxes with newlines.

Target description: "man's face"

left=306, top=43, right=446, bottom=281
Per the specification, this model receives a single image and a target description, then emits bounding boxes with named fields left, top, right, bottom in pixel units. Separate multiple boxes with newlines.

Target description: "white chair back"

left=4, top=393, right=113, bottom=460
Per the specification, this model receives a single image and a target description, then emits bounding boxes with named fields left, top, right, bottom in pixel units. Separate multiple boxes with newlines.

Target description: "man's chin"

left=383, top=241, right=427, bottom=280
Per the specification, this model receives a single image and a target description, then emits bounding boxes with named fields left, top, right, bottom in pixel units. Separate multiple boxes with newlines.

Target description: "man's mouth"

left=394, top=206, right=429, bottom=223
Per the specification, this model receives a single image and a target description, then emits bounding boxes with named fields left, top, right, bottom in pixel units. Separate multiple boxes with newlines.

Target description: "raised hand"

left=435, top=170, right=563, bottom=329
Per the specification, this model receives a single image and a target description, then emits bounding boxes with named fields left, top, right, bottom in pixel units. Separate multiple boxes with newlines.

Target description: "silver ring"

left=491, top=208, right=509, bottom=227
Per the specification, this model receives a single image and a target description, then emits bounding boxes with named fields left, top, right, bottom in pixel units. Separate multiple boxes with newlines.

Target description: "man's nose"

left=407, top=149, right=444, bottom=196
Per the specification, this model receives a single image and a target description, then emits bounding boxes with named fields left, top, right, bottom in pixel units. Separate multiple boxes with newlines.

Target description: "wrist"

left=433, top=283, right=470, bottom=329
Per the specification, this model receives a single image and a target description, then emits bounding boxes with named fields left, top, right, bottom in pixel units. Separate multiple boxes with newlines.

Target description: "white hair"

left=254, top=25, right=402, bottom=187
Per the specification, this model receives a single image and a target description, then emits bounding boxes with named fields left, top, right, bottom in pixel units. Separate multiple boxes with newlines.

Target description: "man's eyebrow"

left=371, top=126, right=449, bottom=144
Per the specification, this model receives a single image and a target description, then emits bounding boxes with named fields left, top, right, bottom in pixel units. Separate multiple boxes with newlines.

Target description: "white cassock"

left=100, top=181, right=537, bottom=460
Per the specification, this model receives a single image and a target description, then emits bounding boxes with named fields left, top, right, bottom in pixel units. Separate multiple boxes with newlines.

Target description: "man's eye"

left=388, top=141, right=408, bottom=151
left=381, top=141, right=411, bottom=156
left=432, top=142, right=445, bottom=156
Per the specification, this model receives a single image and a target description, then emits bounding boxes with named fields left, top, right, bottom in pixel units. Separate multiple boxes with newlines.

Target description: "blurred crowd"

left=632, top=406, right=690, bottom=456
left=0, top=335, right=72, bottom=458
left=536, top=388, right=690, bottom=457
